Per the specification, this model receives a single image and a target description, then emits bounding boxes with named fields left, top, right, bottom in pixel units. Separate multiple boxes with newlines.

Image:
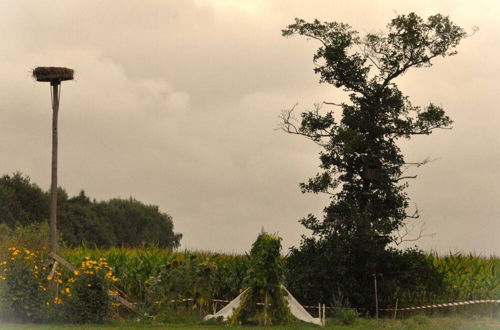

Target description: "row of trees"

left=0, top=172, right=181, bottom=248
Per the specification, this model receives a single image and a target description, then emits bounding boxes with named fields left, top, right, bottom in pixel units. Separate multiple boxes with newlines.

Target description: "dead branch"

left=323, top=101, right=344, bottom=107
left=393, top=222, right=435, bottom=246
left=393, top=175, right=417, bottom=182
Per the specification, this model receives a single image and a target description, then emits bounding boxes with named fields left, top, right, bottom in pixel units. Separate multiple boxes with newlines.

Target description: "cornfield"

left=429, top=252, right=499, bottom=302
left=60, top=247, right=498, bottom=312
left=61, top=246, right=250, bottom=306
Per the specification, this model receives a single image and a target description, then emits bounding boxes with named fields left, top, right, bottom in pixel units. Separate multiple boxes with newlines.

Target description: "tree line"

left=0, top=172, right=181, bottom=248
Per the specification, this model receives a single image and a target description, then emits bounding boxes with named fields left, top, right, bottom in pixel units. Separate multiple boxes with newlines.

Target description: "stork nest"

left=32, top=67, right=74, bottom=82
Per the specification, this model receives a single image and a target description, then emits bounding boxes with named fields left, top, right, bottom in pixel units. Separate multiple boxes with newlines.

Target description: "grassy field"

left=1, top=316, right=499, bottom=329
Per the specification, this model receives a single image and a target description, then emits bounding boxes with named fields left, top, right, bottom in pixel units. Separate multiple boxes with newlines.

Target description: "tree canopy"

left=0, top=172, right=182, bottom=248
left=281, top=13, right=467, bottom=312
left=281, top=13, right=466, bottom=245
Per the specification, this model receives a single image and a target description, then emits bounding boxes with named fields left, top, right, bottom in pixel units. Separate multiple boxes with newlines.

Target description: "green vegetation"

left=64, top=257, right=118, bottom=323
left=0, top=172, right=181, bottom=248
left=0, top=247, right=53, bottom=322
left=230, top=232, right=292, bottom=326
left=0, top=11, right=495, bottom=329
left=0, top=315, right=499, bottom=329
left=0, top=225, right=497, bottom=326
left=280, top=13, right=468, bottom=313
left=60, top=246, right=499, bottom=317
left=428, top=253, right=500, bottom=302
left=60, top=246, right=250, bottom=306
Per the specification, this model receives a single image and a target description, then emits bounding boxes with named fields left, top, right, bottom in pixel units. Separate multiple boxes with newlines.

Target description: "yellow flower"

left=54, top=297, right=62, bottom=305
left=47, top=275, right=52, bottom=281
left=73, top=270, right=79, bottom=276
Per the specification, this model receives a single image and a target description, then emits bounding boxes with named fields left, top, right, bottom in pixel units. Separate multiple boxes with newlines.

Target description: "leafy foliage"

left=428, top=253, right=500, bottom=303
left=61, top=246, right=497, bottom=315
left=281, top=12, right=466, bottom=241
left=65, top=257, right=118, bottom=323
left=149, top=256, right=216, bottom=315
left=0, top=173, right=49, bottom=228
left=230, top=232, right=292, bottom=326
left=281, top=13, right=467, bottom=314
left=0, top=172, right=181, bottom=248
left=61, top=247, right=251, bottom=308
left=285, top=238, right=446, bottom=312
left=0, top=247, right=52, bottom=322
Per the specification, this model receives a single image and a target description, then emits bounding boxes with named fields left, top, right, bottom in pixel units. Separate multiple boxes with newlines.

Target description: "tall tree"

left=281, top=13, right=468, bottom=310
left=281, top=13, right=467, bottom=246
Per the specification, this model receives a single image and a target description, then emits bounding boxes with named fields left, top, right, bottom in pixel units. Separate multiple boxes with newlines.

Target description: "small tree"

left=281, top=13, right=468, bottom=310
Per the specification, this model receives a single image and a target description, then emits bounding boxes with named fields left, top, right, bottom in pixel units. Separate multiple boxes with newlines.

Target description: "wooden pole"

left=373, top=274, right=379, bottom=320
left=49, top=81, right=60, bottom=255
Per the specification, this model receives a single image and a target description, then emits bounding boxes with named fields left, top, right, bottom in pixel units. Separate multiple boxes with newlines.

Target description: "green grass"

left=1, top=316, right=499, bottom=330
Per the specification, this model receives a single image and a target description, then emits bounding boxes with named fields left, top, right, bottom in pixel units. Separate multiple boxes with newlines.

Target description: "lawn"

left=1, top=316, right=499, bottom=330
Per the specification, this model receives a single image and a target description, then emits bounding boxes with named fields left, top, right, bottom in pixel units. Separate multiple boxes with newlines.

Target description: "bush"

left=0, top=222, right=52, bottom=258
left=0, top=247, right=53, bottom=322
left=335, top=308, right=358, bottom=325
left=285, top=236, right=446, bottom=313
left=64, top=257, right=118, bottom=323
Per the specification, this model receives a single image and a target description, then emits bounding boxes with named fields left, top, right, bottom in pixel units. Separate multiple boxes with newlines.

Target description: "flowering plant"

left=64, top=256, right=119, bottom=323
left=0, top=247, right=55, bottom=322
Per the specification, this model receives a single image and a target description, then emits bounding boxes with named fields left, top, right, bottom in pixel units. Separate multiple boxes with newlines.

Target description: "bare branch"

left=393, top=175, right=417, bottom=182
left=323, top=101, right=343, bottom=107
left=393, top=222, right=435, bottom=246
left=278, top=104, right=331, bottom=146
left=404, top=157, right=435, bottom=168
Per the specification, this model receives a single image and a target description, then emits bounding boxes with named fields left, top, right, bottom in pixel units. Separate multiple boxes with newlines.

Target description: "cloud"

left=0, top=0, right=498, bottom=254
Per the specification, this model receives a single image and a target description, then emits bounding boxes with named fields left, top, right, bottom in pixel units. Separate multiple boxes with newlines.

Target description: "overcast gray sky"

left=1, top=0, right=498, bottom=255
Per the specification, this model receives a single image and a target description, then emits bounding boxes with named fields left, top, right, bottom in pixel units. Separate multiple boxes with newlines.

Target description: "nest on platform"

left=32, top=67, right=74, bottom=83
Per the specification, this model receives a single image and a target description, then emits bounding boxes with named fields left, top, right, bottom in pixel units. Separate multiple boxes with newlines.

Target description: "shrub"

left=0, top=247, right=53, bottom=322
left=285, top=236, right=446, bottom=313
left=64, top=257, right=118, bottom=323
left=335, top=308, right=358, bottom=325
left=0, top=222, right=52, bottom=258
